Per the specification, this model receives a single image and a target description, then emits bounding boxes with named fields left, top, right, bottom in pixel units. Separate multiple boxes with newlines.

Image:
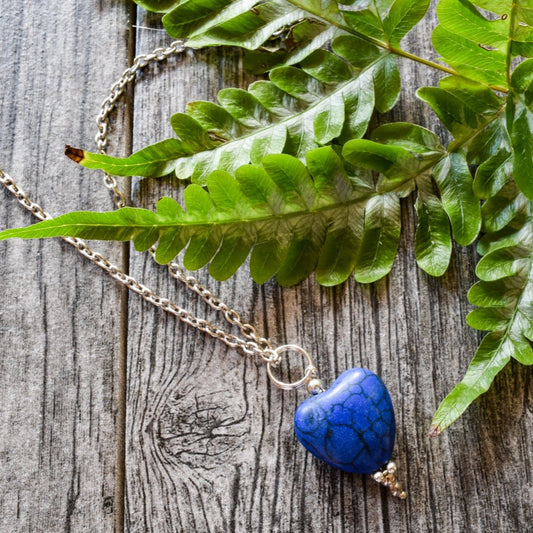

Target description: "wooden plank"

left=125, top=4, right=533, bottom=533
left=0, top=1, right=132, bottom=530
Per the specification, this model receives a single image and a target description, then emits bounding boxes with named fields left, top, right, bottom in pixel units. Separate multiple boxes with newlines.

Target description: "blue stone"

left=294, top=368, right=395, bottom=474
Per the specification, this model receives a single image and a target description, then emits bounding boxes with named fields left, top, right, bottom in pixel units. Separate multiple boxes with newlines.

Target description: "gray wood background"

left=0, top=1, right=531, bottom=532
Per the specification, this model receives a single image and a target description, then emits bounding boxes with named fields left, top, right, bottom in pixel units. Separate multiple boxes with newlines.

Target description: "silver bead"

left=373, top=471, right=384, bottom=482
left=307, top=378, right=324, bottom=395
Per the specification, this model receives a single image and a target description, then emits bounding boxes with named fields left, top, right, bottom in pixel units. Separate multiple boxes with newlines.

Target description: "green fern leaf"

left=472, top=149, right=513, bottom=199
left=136, top=0, right=431, bottom=50
left=433, top=152, right=480, bottom=246
left=134, top=0, right=348, bottom=71
left=341, top=0, right=430, bottom=46
left=1, top=148, right=425, bottom=287
left=68, top=44, right=400, bottom=185
left=431, top=179, right=533, bottom=434
left=244, top=24, right=344, bottom=74
left=133, top=0, right=432, bottom=72
left=162, top=0, right=318, bottom=50
left=417, top=76, right=505, bottom=156
left=352, top=192, right=401, bottom=283
left=507, top=59, right=533, bottom=200
left=341, top=113, right=483, bottom=272
left=429, top=65, right=533, bottom=432
left=430, top=332, right=515, bottom=436
left=414, top=174, right=452, bottom=277
left=432, top=0, right=533, bottom=88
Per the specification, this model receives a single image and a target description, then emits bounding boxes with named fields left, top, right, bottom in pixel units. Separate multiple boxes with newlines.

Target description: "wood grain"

left=0, top=1, right=132, bottom=531
left=1, top=1, right=532, bottom=532
left=125, top=4, right=533, bottom=533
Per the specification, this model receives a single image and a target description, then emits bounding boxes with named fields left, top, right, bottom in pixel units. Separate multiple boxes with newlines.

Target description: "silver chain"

left=93, top=39, right=278, bottom=361
left=0, top=40, right=321, bottom=388
left=95, top=41, right=188, bottom=209
left=0, top=168, right=276, bottom=363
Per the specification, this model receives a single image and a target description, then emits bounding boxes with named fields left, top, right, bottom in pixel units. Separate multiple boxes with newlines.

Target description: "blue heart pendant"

left=294, top=368, right=395, bottom=475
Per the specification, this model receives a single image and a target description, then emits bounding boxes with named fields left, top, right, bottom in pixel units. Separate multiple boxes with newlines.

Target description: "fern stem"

left=506, top=2, right=519, bottom=86
left=387, top=46, right=458, bottom=77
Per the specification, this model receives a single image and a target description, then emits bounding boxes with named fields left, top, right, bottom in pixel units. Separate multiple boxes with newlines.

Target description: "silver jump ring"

left=266, top=345, right=317, bottom=390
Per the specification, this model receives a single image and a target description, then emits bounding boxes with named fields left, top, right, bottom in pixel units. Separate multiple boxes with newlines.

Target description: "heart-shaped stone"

left=294, top=368, right=395, bottom=474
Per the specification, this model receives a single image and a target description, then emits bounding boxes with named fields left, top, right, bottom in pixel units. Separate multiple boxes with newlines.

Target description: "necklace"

left=0, top=40, right=406, bottom=499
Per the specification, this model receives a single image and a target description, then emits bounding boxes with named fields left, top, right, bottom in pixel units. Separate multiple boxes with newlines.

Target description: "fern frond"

left=1, top=148, right=417, bottom=287
left=136, top=0, right=432, bottom=49
left=507, top=59, right=533, bottom=199
left=164, top=0, right=323, bottom=51
left=133, top=0, right=432, bottom=72
left=338, top=74, right=509, bottom=275
left=339, top=0, right=431, bottom=47
left=430, top=60, right=533, bottom=433
left=134, top=0, right=346, bottom=70
left=68, top=44, right=400, bottom=185
left=431, top=181, right=533, bottom=434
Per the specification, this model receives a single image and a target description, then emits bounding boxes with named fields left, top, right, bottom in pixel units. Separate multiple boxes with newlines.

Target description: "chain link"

left=164, top=255, right=273, bottom=352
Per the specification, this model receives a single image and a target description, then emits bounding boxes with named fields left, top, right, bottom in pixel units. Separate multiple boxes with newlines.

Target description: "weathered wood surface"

left=0, top=1, right=532, bottom=532
left=0, top=1, right=133, bottom=531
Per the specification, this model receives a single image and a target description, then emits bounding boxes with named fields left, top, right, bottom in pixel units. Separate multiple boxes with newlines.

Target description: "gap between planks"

left=115, top=5, right=138, bottom=532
